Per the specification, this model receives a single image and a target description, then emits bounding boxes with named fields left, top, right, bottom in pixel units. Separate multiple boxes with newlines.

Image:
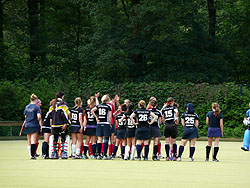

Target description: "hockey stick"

left=19, top=120, right=26, bottom=136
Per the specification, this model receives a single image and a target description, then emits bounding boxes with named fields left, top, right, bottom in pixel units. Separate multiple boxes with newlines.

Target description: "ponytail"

left=30, top=93, right=38, bottom=102
left=89, top=96, right=96, bottom=110
left=212, top=102, right=221, bottom=117
left=74, top=97, right=82, bottom=109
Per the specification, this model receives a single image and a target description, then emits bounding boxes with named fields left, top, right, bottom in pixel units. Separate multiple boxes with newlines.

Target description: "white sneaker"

left=177, top=157, right=182, bottom=161
left=188, top=157, right=194, bottom=162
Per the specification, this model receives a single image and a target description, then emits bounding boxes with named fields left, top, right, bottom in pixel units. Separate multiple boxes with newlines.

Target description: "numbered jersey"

left=162, top=105, right=178, bottom=124
left=96, top=103, right=112, bottom=124
left=181, top=113, right=198, bottom=128
left=149, top=108, right=162, bottom=127
left=70, top=107, right=83, bottom=125
left=123, top=112, right=135, bottom=129
left=116, top=112, right=126, bottom=129
left=84, top=106, right=97, bottom=125
left=42, top=110, right=51, bottom=128
left=133, top=108, right=150, bottom=128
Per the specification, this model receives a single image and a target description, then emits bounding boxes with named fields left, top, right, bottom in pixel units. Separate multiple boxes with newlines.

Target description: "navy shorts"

left=117, top=129, right=126, bottom=139
left=164, top=124, right=178, bottom=138
left=111, top=123, right=115, bottom=134
left=126, top=128, right=136, bottom=138
left=150, top=126, right=162, bottom=138
left=114, top=129, right=118, bottom=136
left=25, top=126, right=40, bottom=134
left=70, top=125, right=81, bottom=133
left=85, top=127, right=97, bottom=136
left=182, top=127, right=199, bottom=139
left=42, top=127, right=51, bottom=134
left=135, top=128, right=152, bottom=140
left=208, top=127, right=222, bottom=137
left=96, top=124, right=111, bottom=137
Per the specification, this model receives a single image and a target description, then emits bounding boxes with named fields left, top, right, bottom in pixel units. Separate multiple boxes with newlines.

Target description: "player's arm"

left=149, top=112, right=157, bottom=125
left=181, top=118, right=185, bottom=127
left=195, top=120, right=199, bottom=128
left=220, top=118, right=223, bottom=136
left=83, top=114, right=87, bottom=131
left=119, top=115, right=126, bottom=123
left=109, top=111, right=112, bottom=125
left=206, top=117, right=209, bottom=125
left=79, top=113, right=83, bottom=133
left=158, top=116, right=162, bottom=125
left=130, top=113, right=137, bottom=125
left=91, top=106, right=99, bottom=122
left=95, top=92, right=100, bottom=105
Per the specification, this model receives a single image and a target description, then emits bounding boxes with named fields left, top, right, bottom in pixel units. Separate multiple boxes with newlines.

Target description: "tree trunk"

left=207, top=0, right=216, bottom=37
left=76, top=5, right=81, bottom=89
left=28, top=0, right=39, bottom=81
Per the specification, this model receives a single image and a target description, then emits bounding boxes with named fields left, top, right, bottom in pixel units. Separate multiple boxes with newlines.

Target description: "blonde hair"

left=212, top=102, right=221, bottom=117
left=138, top=100, right=146, bottom=108
left=30, top=94, right=38, bottom=102
left=101, top=95, right=110, bottom=103
left=147, top=97, right=156, bottom=109
left=89, top=96, right=96, bottom=109
left=74, top=97, right=82, bottom=109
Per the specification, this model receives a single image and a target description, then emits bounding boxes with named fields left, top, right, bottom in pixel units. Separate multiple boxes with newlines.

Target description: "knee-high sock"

left=178, top=145, right=184, bottom=157
left=108, top=144, right=112, bottom=156
left=27, top=145, right=31, bottom=157
left=31, top=144, right=36, bottom=157
left=213, top=147, right=219, bottom=159
left=144, top=145, right=149, bottom=158
left=101, top=143, right=104, bottom=153
left=92, top=144, right=97, bottom=156
left=158, top=142, right=161, bottom=154
left=173, top=143, right=177, bottom=157
left=206, top=146, right=211, bottom=159
left=136, top=144, right=142, bottom=159
left=121, top=146, right=125, bottom=155
left=72, top=144, right=76, bottom=156
left=42, top=141, right=48, bottom=155
left=112, top=146, right=118, bottom=157
left=153, top=145, right=158, bottom=156
left=35, top=143, right=39, bottom=154
left=124, top=146, right=130, bottom=159
left=131, top=146, right=136, bottom=159
left=165, top=144, right=170, bottom=157
left=88, top=143, right=93, bottom=155
left=190, top=147, right=195, bottom=158
left=80, top=143, right=84, bottom=155
left=97, top=143, right=102, bottom=155
left=84, top=145, right=89, bottom=156
left=76, top=148, right=80, bottom=155
left=104, top=137, right=109, bottom=156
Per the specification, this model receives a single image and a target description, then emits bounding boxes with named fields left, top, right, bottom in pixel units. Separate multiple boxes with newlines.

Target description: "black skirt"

left=135, top=128, right=152, bottom=140
left=126, top=128, right=136, bottom=138
left=117, top=129, right=126, bottom=139
left=85, top=127, right=96, bottom=136
left=182, top=127, right=199, bottom=139
left=150, top=126, right=162, bottom=138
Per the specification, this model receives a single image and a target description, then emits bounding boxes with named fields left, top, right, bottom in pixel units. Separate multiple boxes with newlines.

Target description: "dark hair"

left=167, top=97, right=174, bottom=104
left=56, top=91, right=64, bottom=99
left=151, top=100, right=157, bottom=108
left=89, top=96, right=96, bottom=110
left=127, top=103, right=135, bottom=114
left=121, top=104, right=127, bottom=112
left=187, top=103, right=194, bottom=114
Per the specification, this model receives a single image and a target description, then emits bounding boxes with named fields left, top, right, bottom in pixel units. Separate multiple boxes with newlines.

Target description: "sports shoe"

left=41, top=154, right=46, bottom=159
left=130, top=157, right=135, bottom=160
left=158, top=154, right=164, bottom=159
left=75, top=154, right=81, bottom=159
left=172, top=156, right=177, bottom=161
left=241, top=146, right=249, bottom=151
left=97, top=155, right=102, bottom=160
left=35, top=153, right=40, bottom=157
left=51, top=152, right=58, bottom=159
left=61, top=151, right=68, bottom=159
left=144, top=157, right=148, bottom=161
left=177, top=157, right=182, bottom=161
left=103, top=156, right=110, bottom=160
left=136, top=158, right=141, bottom=161
left=152, top=156, right=160, bottom=161
left=82, top=155, right=89, bottom=159
left=166, top=157, right=170, bottom=161
left=188, top=157, right=194, bottom=162
left=30, top=156, right=36, bottom=160
left=205, top=158, right=209, bottom=162
left=213, top=158, right=219, bottom=162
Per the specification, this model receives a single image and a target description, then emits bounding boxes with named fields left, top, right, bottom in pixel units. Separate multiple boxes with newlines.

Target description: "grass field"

left=0, top=140, right=249, bottom=188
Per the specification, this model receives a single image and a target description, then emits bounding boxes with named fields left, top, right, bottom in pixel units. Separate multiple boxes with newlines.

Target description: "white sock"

left=124, top=146, right=130, bottom=159
left=72, top=144, right=76, bottom=156
left=131, top=146, right=136, bottom=159
left=27, top=145, right=31, bottom=157
left=76, top=148, right=80, bottom=155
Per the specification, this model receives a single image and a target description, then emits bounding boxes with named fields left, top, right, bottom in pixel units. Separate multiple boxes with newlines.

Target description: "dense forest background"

left=0, top=0, right=250, bottom=137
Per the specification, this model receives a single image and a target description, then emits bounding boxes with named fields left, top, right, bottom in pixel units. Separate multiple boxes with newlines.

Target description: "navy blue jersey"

left=133, top=108, right=150, bottom=128
left=85, top=106, right=97, bottom=125
left=181, top=112, right=199, bottom=128
left=42, top=110, right=51, bottom=128
left=116, top=112, right=126, bottom=129
left=124, top=112, right=135, bottom=129
left=149, top=108, right=162, bottom=127
left=206, top=111, right=223, bottom=128
left=70, top=106, right=83, bottom=126
left=24, top=104, right=41, bottom=128
left=246, top=109, right=250, bottom=118
left=96, top=103, right=112, bottom=124
left=162, top=105, right=178, bottom=124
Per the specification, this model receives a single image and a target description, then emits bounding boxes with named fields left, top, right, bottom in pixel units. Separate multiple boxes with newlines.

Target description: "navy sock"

left=190, top=147, right=195, bottom=158
left=121, top=146, right=125, bottom=155
left=153, top=145, right=158, bottom=156
left=104, top=143, right=108, bottom=156
left=92, top=144, right=96, bottom=156
left=178, top=145, right=184, bottom=157
left=42, top=141, right=47, bottom=155
left=31, top=144, right=36, bottom=157
left=213, top=147, right=219, bottom=159
left=173, top=143, right=177, bottom=157
left=165, top=144, right=170, bottom=157
left=113, top=146, right=118, bottom=156
left=97, top=143, right=102, bottom=155
left=84, top=146, right=88, bottom=155
left=136, top=144, right=141, bottom=159
left=144, top=145, right=149, bottom=158
left=206, top=146, right=211, bottom=159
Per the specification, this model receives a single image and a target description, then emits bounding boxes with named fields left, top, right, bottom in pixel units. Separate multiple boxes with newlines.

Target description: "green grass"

left=0, top=140, right=250, bottom=188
